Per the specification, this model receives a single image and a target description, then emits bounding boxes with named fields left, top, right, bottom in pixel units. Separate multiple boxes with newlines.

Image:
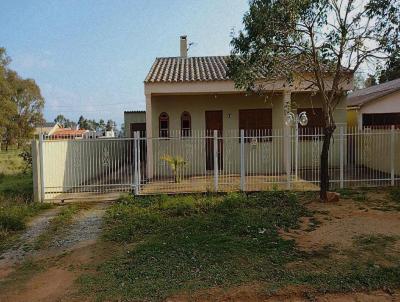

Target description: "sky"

left=0, top=0, right=248, bottom=127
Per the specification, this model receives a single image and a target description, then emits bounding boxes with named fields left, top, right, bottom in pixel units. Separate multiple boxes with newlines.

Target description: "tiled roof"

left=144, top=56, right=230, bottom=83
left=124, top=110, right=146, bottom=113
left=347, top=78, right=400, bottom=107
left=51, top=129, right=88, bottom=137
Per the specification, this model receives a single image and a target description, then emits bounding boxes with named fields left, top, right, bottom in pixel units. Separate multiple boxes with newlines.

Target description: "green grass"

left=79, top=192, right=311, bottom=301
left=0, top=149, right=32, bottom=199
left=79, top=192, right=400, bottom=301
left=0, top=149, right=25, bottom=175
left=0, top=149, right=44, bottom=252
left=389, top=188, right=400, bottom=204
left=0, top=197, right=52, bottom=252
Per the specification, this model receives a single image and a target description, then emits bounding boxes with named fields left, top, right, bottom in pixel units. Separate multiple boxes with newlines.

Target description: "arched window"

left=181, top=111, right=191, bottom=137
left=159, top=112, right=169, bottom=138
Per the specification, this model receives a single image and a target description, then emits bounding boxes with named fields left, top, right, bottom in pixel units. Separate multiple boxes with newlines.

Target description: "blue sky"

left=0, top=0, right=248, bottom=126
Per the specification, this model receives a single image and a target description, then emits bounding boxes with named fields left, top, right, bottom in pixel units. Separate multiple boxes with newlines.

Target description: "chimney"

left=180, top=35, right=188, bottom=58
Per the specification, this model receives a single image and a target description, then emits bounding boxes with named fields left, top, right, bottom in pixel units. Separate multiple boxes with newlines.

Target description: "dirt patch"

left=281, top=198, right=400, bottom=251
left=168, top=285, right=399, bottom=302
left=0, top=202, right=110, bottom=302
left=0, top=267, right=75, bottom=302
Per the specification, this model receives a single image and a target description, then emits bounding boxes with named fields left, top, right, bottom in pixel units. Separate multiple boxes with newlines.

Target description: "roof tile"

left=144, top=56, right=231, bottom=83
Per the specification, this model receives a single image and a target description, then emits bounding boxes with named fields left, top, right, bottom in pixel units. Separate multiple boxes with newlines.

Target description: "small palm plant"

left=160, top=155, right=187, bottom=183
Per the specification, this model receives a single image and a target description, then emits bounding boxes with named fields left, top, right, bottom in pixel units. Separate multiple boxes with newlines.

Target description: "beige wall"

left=357, top=91, right=400, bottom=127
left=42, top=139, right=130, bottom=198
left=148, top=92, right=347, bottom=176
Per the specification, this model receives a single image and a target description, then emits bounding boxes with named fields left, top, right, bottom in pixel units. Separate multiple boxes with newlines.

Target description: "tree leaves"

left=0, top=47, right=44, bottom=148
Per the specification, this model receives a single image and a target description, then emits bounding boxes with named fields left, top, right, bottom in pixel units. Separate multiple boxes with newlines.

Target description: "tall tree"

left=0, top=48, right=16, bottom=148
left=106, top=119, right=116, bottom=131
left=98, top=119, right=106, bottom=131
left=54, top=114, right=75, bottom=128
left=228, top=0, right=399, bottom=201
left=5, top=70, right=44, bottom=147
left=379, top=51, right=400, bottom=83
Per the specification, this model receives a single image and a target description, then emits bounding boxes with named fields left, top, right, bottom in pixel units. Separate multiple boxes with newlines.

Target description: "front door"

left=205, top=111, right=223, bottom=170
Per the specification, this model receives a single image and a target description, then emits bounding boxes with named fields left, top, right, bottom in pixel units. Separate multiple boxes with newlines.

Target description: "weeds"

left=389, top=188, right=400, bottom=203
left=81, top=192, right=310, bottom=301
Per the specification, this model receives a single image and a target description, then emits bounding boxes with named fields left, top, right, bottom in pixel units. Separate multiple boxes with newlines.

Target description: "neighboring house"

left=143, top=36, right=352, bottom=178
left=347, top=78, right=400, bottom=128
left=50, top=128, right=89, bottom=140
left=124, top=111, right=146, bottom=138
left=35, top=122, right=61, bottom=136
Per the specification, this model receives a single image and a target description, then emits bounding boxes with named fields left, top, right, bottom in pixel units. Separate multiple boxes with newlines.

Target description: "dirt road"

left=0, top=202, right=109, bottom=302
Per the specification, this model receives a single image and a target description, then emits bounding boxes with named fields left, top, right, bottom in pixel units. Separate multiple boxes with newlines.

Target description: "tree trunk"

left=320, top=125, right=336, bottom=201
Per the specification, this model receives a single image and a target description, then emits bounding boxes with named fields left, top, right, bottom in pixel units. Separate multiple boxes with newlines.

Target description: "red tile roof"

left=50, top=129, right=88, bottom=138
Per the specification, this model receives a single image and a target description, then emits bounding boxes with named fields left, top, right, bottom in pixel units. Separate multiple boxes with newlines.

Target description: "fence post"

left=340, top=127, right=344, bottom=189
left=213, top=130, right=219, bottom=192
left=134, top=131, right=139, bottom=195
left=240, top=129, right=245, bottom=191
left=136, top=131, right=141, bottom=192
left=284, top=127, right=291, bottom=189
left=295, top=123, right=299, bottom=181
left=39, top=134, right=45, bottom=202
left=391, top=125, right=395, bottom=186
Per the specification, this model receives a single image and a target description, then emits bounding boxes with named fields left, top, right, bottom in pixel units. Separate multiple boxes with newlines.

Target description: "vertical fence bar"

left=134, top=132, right=139, bottom=195
left=295, top=123, right=299, bottom=181
left=240, top=129, right=245, bottom=191
left=391, top=125, right=395, bottom=186
left=39, top=134, right=45, bottom=202
left=340, top=127, right=344, bottom=188
left=136, top=132, right=141, bottom=192
left=213, top=130, right=218, bottom=192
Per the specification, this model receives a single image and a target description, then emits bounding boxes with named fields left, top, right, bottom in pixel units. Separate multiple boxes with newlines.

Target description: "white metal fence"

left=32, top=126, right=400, bottom=201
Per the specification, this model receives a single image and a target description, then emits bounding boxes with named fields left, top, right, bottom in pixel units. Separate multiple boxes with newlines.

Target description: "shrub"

left=389, top=188, right=400, bottom=203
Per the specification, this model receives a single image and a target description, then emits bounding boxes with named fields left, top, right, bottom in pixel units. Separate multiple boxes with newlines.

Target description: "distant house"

left=35, top=122, right=60, bottom=136
left=49, top=128, right=89, bottom=140
left=142, top=36, right=352, bottom=178
left=347, top=78, right=400, bottom=128
left=124, top=111, right=146, bottom=138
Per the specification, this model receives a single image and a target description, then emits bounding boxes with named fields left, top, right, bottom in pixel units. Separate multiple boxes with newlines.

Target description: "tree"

left=364, top=74, right=378, bottom=87
left=54, top=114, right=75, bottom=128
left=379, top=51, right=400, bottom=83
left=0, top=48, right=16, bottom=148
left=98, top=119, right=106, bottom=131
left=5, top=70, right=44, bottom=147
left=228, top=0, right=399, bottom=201
left=106, top=120, right=116, bottom=131
left=77, top=115, right=89, bottom=130
left=0, top=47, right=44, bottom=149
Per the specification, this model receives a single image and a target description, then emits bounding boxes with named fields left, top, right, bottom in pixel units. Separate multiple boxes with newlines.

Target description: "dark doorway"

left=130, top=123, right=146, bottom=138
left=205, top=110, right=223, bottom=170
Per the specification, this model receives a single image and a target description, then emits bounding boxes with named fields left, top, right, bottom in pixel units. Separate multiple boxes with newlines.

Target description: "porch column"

left=282, top=90, right=292, bottom=185
left=145, top=94, right=153, bottom=179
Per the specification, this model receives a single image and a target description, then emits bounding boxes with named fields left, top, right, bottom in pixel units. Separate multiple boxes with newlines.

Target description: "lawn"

left=0, top=148, right=49, bottom=252
left=79, top=190, right=400, bottom=301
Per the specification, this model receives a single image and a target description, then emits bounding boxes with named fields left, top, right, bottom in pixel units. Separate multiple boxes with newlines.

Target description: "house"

left=49, top=128, right=89, bottom=140
left=143, top=36, right=352, bottom=178
left=34, top=122, right=61, bottom=136
left=347, top=78, right=400, bottom=128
